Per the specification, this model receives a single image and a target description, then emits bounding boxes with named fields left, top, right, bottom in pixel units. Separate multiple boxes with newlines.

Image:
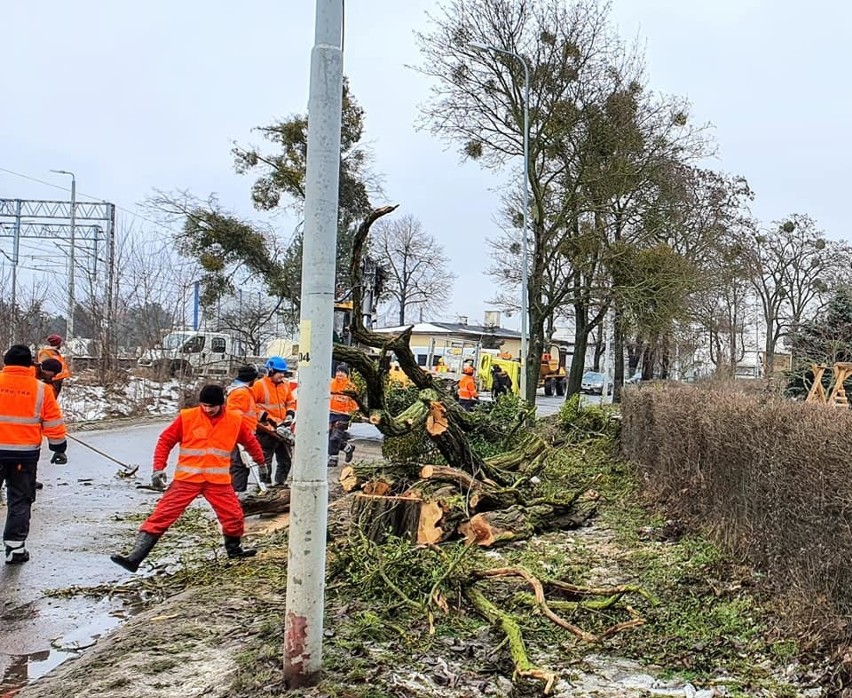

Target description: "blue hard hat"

left=265, top=356, right=289, bottom=373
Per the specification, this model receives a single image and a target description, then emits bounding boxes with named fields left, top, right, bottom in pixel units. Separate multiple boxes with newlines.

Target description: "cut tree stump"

left=340, top=466, right=362, bottom=492
left=363, top=480, right=392, bottom=496
left=416, top=500, right=444, bottom=545
left=239, top=487, right=292, bottom=517
left=351, top=493, right=423, bottom=544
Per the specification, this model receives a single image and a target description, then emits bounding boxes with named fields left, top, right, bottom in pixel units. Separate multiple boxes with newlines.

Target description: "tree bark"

left=239, top=487, right=292, bottom=516
left=459, top=501, right=597, bottom=547
left=612, top=302, right=625, bottom=403
left=350, top=494, right=422, bottom=544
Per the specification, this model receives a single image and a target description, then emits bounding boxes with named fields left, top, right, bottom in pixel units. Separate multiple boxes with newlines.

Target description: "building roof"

left=374, top=322, right=521, bottom=340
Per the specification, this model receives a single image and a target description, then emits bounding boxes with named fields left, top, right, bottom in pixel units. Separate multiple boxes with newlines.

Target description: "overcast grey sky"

left=2, top=1, right=849, bottom=329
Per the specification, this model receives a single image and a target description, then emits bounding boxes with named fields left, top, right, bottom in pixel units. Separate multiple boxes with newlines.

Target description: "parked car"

left=580, top=371, right=606, bottom=395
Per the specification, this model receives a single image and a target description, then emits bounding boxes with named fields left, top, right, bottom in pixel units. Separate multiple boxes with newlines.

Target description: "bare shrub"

left=622, top=383, right=852, bottom=648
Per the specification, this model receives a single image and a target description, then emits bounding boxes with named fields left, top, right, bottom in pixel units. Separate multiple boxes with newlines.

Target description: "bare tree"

left=111, top=221, right=199, bottom=353
left=370, top=215, right=454, bottom=325
left=7, top=280, right=52, bottom=348
left=217, top=290, right=282, bottom=356
left=417, top=0, right=711, bottom=399
left=692, top=242, right=752, bottom=377
left=743, top=214, right=842, bottom=369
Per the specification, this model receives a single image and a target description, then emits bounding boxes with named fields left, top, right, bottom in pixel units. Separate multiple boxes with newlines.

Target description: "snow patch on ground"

left=59, top=377, right=182, bottom=423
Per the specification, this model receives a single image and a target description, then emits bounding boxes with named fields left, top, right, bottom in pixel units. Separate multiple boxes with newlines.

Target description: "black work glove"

left=50, top=452, right=68, bottom=465
left=151, top=471, right=168, bottom=491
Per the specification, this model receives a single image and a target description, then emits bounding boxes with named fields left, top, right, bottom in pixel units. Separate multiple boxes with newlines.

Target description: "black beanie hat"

left=237, top=365, right=259, bottom=383
left=41, top=358, right=63, bottom=373
left=4, top=344, right=33, bottom=367
left=198, top=384, right=225, bottom=406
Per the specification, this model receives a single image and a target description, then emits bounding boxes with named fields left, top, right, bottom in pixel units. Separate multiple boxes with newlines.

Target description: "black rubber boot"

left=110, top=531, right=160, bottom=572
left=224, top=535, right=257, bottom=559
left=4, top=540, right=30, bottom=565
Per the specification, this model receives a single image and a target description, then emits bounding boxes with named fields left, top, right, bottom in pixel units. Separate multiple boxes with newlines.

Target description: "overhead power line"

left=0, top=166, right=180, bottom=237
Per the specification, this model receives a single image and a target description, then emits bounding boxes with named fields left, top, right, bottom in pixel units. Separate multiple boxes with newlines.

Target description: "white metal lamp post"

left=468, top=42, right=531, bottom=400
left=50, top=169, right=77, bottom=342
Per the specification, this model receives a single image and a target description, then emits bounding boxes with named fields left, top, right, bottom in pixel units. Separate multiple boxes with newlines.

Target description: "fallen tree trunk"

left=484, top=433, right=547, bottom=473
left=419, top=465, right=520, bottom=511
left=459, top=501, right=597, bottom=547
left=420, top=464, right=488, bottom=492
left=239, top=487, right=292, bottom=516
left=340, top=461, right=418, bottom=493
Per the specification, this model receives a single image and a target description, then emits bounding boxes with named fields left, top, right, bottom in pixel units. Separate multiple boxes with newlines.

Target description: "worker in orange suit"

left=110, top=384, right=264, bottom=573
left=0, top=344, right=68, bottom=565
left=457, top=363, right=479, bottom=411
left=37, top=334, right=70, bottom=396
left=226, top=364, right=263, bottom=492
left=251, top=357, right=297, bottom=486
left=328, top=363, right=358, bottom=467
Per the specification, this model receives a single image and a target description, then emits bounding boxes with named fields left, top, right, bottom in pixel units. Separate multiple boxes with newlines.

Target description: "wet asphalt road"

left=0, top=422, right=172, bottom=690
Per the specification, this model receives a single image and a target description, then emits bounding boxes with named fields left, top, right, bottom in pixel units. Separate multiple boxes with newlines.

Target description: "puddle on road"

left=1, top=647, right=79, bottom=694
left=0, top=596, right=143, bottom=695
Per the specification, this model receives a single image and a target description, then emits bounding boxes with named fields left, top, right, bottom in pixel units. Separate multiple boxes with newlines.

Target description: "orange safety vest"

left=37, top=347, right=70, bottom=380
left=226, top=384, right=258, bottom=431
left=329, top=376, right=358, bottom=416
left=251, top=376, right=296, bottom=423
left=0, top=365, right=66, bottom=452
left=174, top=407, right=242, bottom=484
left=458, top=374, right=478, bottom=400
left=289, top=378, right=299, bottom=411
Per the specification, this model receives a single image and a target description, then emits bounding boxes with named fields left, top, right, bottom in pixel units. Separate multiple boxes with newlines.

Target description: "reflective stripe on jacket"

left=458, top=375, right=478, bottom=400
left=329, top=376, right=358, bottom=416
left=226, top=383, right=258, bottom=431
left=37, top=347, right=70, bottom=380
left=174, top=407, right=243, bottom=484
left=0, top=365, right=67, bottom=456
left=251, top=376, right=296, bottom=422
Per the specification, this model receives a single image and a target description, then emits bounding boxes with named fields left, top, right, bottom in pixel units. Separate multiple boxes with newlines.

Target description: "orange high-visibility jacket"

left=0, top=365, right=66, bottom=456
left=226, top=384, right=258, bottom=431
left=37, top=346, right=70, bottom=380
left=458, top=374, right=478, bottom=400
left=174, top=407, right=243, bottom=484
left=251, top=376, right=296, bottom=423
left=329, top=376, right=358, bottom=416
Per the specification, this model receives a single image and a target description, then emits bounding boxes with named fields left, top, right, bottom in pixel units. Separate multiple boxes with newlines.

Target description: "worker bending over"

left=110, top=384, right=264, bottom=573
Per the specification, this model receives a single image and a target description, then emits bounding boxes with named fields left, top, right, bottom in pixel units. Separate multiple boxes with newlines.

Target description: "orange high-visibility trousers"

left=140, top=480, right=244, bottom=537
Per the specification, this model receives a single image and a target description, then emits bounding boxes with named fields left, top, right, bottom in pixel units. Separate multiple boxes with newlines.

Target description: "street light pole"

left=283, top=0, right=344, bottom=688
left=469, top=43, right=531, bottom=400
left=51, top=169, right=77, bottom=344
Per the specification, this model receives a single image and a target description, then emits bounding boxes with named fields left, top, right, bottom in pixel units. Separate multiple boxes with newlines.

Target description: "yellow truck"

left=477, top=353, right=521, bottom=394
